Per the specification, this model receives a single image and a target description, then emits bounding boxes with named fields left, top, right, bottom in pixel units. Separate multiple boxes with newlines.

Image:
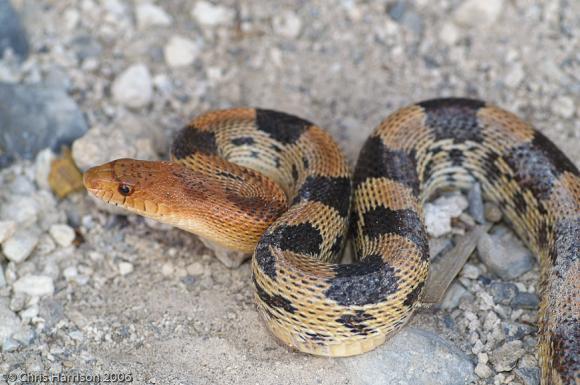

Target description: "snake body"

left=83, top=98, right=579, bottom=384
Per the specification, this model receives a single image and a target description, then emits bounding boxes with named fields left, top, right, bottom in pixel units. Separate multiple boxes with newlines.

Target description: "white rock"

left=454, top=0, right=504, bottom=26
left=13, top=275, right=55, bottom=297
left=111, top=64, right=153, bottom=108
left=439, top=22, right=460, bottom=45
left=34, top=148, right=55, bottom=190
left=191, top=1, right=234, bottom=26
left=118, top=262, right=134, bottom=276
left=2, top=229, right=40, bottom=263
left=552, top=96, right=575, bottom=118
left=161, top=262, right=174, bottom=276
left=504, top=64, right=524, bottom=88
left=272, top=11, right=302, bottom=38
left=424, top=194, right=469, bottom=237
left=1, top=196, right=38, bottom=226
left=186, top=262, right=204, bottom=276
left=475, top=362, right=493, bottom=378
left=0, top=220, right=17, bottom=243
left=164, top=35, right=200, bottom=68
left=49, top=224, right=76, bottom=247
left=64, top=8, right=80, bottom=30
left=136, top=3, right=172, bottom=29
left=461, top=263, right=480, bottom=279
left=0, top=303, right=20, bottom=348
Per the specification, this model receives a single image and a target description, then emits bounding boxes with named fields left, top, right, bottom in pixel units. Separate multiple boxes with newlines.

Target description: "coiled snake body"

left=84, top=98, right=579, bottom=384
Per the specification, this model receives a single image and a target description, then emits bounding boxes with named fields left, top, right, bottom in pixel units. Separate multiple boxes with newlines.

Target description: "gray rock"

left=11, top=326, right=34, bottom=346
left=2, top=228, right=40, bottom=263
left=342, top=328, right=475, bottom=385
left=454, top=0, right=504, bottom=26
left=0, top=220, right=16, bottom=243
left=468, top=183, right=485, bottom=224
left=70, top=35, right=102, bottom=61
left=112, top=64, right=153, bottom=108
left=477, top=225, right=534, bottom=280
left=512, top=292, right=539, bottom=310
left=2, top=336, right=19, bottom=352
left=490, top=282, right=519, bottom=305
left=491, top=340, right=525, bottom=372
left=0, top=0, right=29, bottom=59
left=515, top=367, right=540, bottom=385
left=441, top=281, right=473, bottom=309
left=0, top=82, right=88, bottom=167
left=12, top=275, right=54, bottom=297
left=136, top=3, right=172, bottom=29
left=484, top=203, right=502, bottom=223
left=0, top=300, right=20, bottom=347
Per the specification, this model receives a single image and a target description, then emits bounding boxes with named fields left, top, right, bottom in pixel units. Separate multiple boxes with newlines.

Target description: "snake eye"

left=118, top=184, right=133, bottom=196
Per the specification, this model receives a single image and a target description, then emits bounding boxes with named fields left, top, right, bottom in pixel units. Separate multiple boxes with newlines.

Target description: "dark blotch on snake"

left=361, top=206, right=429, bottom=261
left=354, top=136, right=420, bottom=196
left=254, top=276, right=297, bottom=314
left=403, top=281, right=425, bottom=307
left=255, top=109, right=311, bottom=145
left=172, top=126, right=217, bottom=158
left=231, top=137, right=255, bottom=146
left=330, top=235, right=344, bottom=257
left=418, top=98, right=485, bottom=143
left=326, top=254, right=398, bottom=306
left=216, top=171, right=244, bottom=181
left=336, top=310, right=376, bottom=336
left=256, top=223, right=324, bottom=279
left=511, top=190, right=528, bottom=214
left=293, top=175, right=351, bottom=217
left=448, top=148, right=464, bottom=167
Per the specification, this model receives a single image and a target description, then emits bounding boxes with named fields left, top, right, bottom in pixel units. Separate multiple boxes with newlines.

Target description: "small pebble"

left=0, top=303, right=20, bottom=347
left=492, top=340, right=525, bottom=372
left=484, top=203, right=502, bottom=223
left=49, top=224, right=76, bottom=247
left=118, top=262, right=134, bottom=276
left=512, top=292, right=540, bottom=310
left=467, top=183, right=485, bottom=224
left=136, top=3, right=172, bottom=29
left=477, top=225, right=534, bottom=280
left=454, top=0, right=504, bottom=26
left=490, top=282, right=519, bottom=305
left=551, top=96, right=575, bottom=118
left=112, top=64, right=153, bottom=108
left=474, top=362, right=493, bottom=378
left=34, top=148, right=55, bottom=190
left=161, top=262, right=174, bottom=277
left=461, top=263, right=480, bottom=280
left=440, top=282, right=473, bottom=309
left=2, top=337, right=20, bottom=352
left=0, top=220, right=17, bottom=243
left=272, top=11, right=302, bottom=38
left=186, top=262, right=205, bottom=276
left=13, top=275, right=55, bottom=297
left=2, top=229, right=40, bottom=263
left=191, top=1, right=234, bottom=26
left=424, top=194, right=469, bottom=237
left=515, top=367, right=540, bottom=385
left=164, top=35, right=200, bottom=68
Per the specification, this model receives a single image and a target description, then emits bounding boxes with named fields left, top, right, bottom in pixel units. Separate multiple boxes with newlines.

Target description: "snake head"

left=83, top=158, right=287, bottom=253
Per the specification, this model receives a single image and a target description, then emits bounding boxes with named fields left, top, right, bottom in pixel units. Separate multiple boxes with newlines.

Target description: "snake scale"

left=83, top=98, right=579, bottom=385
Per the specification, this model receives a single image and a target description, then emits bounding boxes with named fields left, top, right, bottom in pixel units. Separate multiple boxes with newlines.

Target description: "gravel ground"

left=0, top=1, right=578, bottom=385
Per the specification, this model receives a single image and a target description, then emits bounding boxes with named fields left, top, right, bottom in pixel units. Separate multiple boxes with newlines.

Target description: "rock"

left=34, top=148, right=56, bottom=190
left=70, top=35, right=102, bottom=61
left=424, top=194, right=469, bottom=237
left=515, top=367, right=540, bottom=385
left=112, top=64, right=153, bottom=109
left=505, top=63, right=525, bottom=88
left=474, top=362, right=493, bottom=378
left=484, top=203, right=502, bottom=223
left=49, top=224, right=76, bottom=247
left=1, top=196, right=38, bottom=226
left=440, top=282, right=473, bottom=309
left=429, top=237, right=453, bottom=259
left=13, top=275, right=55, bottom=297
left=191, top=1, right=234, bottom=27
left=118, top=262, right=134, bottom=276
left=272, top=11, right=303, bottom=38
left=477, top=225, right=534, bottom=280
left=0, top=264, right=5, bottom=288
left=2, top=229, right=40, bottom=263
left=0, top=220, right=17, bottom=243
left=0, top=83, right=88, bottom=167
left=135, top=3, right=172, bottom=29
left=0, top=0, right=29, bottom=59
left=161, top=262, right=174, bottom=276
left=511, top=292, right=539, bottom=310
left=454, top=0, right=504, bottom=26
left=461, top=263, right=480, bottom=279
left=164, top=35, right=200, bottom=68
left=467, top=183, right=485, bottom=224
left=0, top=301, right=20, bottom=348
left=551, top=96, right=575, bottom=118
left=490, top=282, right=519, bottom=305
left=11, top=326, right=35, bottom=346
left=491, top=340, right=525, bottom=372
left=439, top=22, right=460, bottom=45
left=186, top=262, right=204, bottom=276
left=2, top=336, right=19, bottom=352
left=342, top=328, right=475, bottom=385
left=386, top=1, right=423, bottom=35
left=72, top=113, right=158, bottom=172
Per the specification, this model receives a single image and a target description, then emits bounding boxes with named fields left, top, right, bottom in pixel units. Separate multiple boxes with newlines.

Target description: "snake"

left=82, top=98, right=579, bottom=385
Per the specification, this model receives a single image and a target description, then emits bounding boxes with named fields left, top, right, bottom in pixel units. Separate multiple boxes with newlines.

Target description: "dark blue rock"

left=512, top=292, right=540, bottom=310
left=0, top=82, right=88, bottom=167
left=0, top=0, right=29, bottom=59
left=490, top=282, right=519, bottom=305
